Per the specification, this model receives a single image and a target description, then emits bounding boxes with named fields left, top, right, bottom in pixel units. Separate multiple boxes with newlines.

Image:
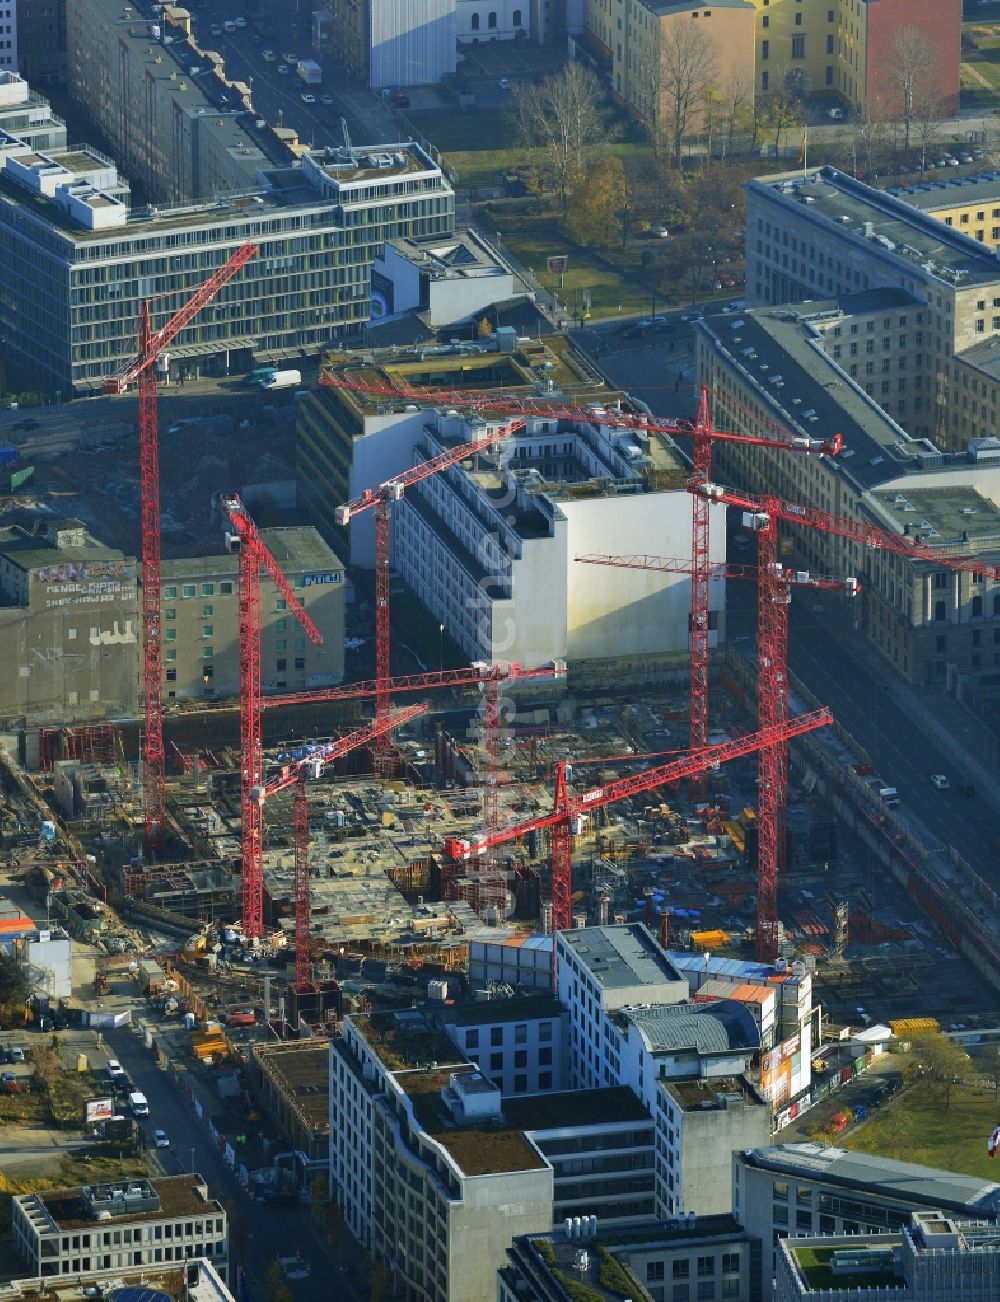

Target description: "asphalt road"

left=101, top=1028, right=361, bottom=1302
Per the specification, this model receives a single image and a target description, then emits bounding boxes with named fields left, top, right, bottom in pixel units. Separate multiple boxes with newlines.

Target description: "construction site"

left=0, top=243, right=998, bottom=1093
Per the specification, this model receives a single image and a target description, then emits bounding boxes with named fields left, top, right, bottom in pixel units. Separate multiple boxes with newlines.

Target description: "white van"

left=128, top=1091, right=149, bottom=1117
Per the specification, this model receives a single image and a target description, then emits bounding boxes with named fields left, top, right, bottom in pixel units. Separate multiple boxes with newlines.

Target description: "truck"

left=246, top=366, right=275, bottom=386
left=297, top=60, right=321, bottom=85
left=128, top=1091, right=149, bottom=1117
left=261, top=369, right=301, bottom=391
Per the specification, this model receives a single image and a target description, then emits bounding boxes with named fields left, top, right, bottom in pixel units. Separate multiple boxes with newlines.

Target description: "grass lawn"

left=499, top=221, right=654, bottom=318
left=842, top=1079, right=999, bottom=1179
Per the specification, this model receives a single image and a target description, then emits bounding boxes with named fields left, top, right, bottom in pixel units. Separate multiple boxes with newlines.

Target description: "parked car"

left=277, top=64, right=289, bottom=75
left=651, top=225, right=669, bottom=238
left=301, top=93, right=316, bottom=104
left=680, top=311, right=704, bottom=323
left=930, top=773, right=950, bottom=790
left=262, top=49, right=276, bottom=61
left=153, top=1129, right=170, bottom=1149
left=498, top=78, right=512, bottom=91
left=827, top=107, right=845, bottom=120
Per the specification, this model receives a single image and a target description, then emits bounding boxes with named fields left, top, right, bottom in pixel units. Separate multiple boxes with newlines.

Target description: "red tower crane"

left=576, top=549, right=858, bottom=960
left=329, top=416, right=525, bottom=769
left=320, top=373, right=839, bottom=791
left=220, top=492, right=324, bottom=940
left=102, top=241, right=258, bottom=852
left=446, top=707, right=833, bottom=978
left=695, top=478, right=1000, bottom=958
left=293, top=779, right=312, bottom=992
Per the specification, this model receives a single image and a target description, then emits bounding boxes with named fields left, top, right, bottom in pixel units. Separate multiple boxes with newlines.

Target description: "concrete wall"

left=369, top=0, right=457, bottom=89
left=26, top=933, right=72, bottom=999
left=561, top=492, right=726, bottom=662
left=350, top=410, right=431, bottom=567
left=446, top=1165, right=553, bottom=1302
left=456, top=0, right=528, bottom=42
left=0, top=571, right=140, bottom=724
left=428, top=271, right=517, bottom=327
left=679, top=1098, right=771, bottom=1215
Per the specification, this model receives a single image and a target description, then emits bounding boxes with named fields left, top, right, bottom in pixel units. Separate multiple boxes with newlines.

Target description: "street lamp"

left=438, top=624, right=444, bottom=671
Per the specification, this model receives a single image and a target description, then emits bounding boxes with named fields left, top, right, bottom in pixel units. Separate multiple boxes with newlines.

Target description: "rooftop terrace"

left=36, top=1176, right=219, bottom=1230
left=560, top=923, right=685, bottom=992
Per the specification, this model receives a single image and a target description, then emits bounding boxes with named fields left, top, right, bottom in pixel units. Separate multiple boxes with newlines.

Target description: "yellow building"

left=889, top=174, right=1000, bottom=253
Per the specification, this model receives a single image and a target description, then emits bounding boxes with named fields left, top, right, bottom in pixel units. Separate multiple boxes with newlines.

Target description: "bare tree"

left=512, top=63, right=605, bottom=212
left=913, top=86, right=944, bottom=172
left=849, top=95, right=890, bottom=181
left=889, top=26, right=939, bottom=159
left=654, top=20, right=719, bottom=169
left=720, top=67, right=754, bottom=162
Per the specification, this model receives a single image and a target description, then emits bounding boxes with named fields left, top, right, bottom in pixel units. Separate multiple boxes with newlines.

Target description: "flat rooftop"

left=504, top=1086, right=651, bottom=1131
left=559, top=923, right=685, bottom=991
left=867, top=485, right=1000, bottom=549
left=437, top=995, right=563, bottom=1027
left=889, top=170, right=1000, bottom=213
left=741, top=1144, right=1000, bottom=1216
left=161, top=526, right=341, bottom=574
left=0, top=523, right=129, bottom=571
left=749, top=167, right=1000, bottom=287
left=36, top=1175, right=220, bottom=1230
left=665, top=1073, right=762, bottom=1111
left=253, top=1039, right=330, bottom=1133
left=354, top=1010, right=461, bottom=1070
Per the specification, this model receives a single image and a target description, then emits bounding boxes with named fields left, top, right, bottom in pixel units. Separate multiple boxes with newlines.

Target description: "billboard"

left=85, top=1096, right=114, bottom=1124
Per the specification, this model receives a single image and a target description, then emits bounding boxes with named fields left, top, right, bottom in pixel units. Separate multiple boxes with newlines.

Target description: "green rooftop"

left=789, top=1243, right=904, bottom=1292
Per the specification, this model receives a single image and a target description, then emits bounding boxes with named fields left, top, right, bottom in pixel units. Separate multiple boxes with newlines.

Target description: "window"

left=673, top=1262, right=690, bottom=1279
left=163, top=586, right=177, bottom=600
left=276, top=619, right=287, bottom=632
left=165, top=628, right=177, bottom=642
left=540, top=1022, right=553, bottom=1042
left=539, top=1047, right=553, bottom=1065
left=165, top=650, right=177, bottom=663
left=794, top=10, right=802, bottom=22
left=202, top=604, right=213, bottom=617
left=514, top=1050, right=528, bottom=1068
left=164, top=608, right=176, bottom=621
left=294, top=657, right=305, bottom=670
left=295, top=638, right=306, bottom=652
left=201, top=583, right=214, bottom=597
left=514, top=1074, right=527, bottom=1092
left=935, top=600, right=947, bottom=621
left=672, top=1288, right=689, bottom=1302
left=826, top=33, right=833, bottom=53
left=825, top=64, right=833, bottom=85
left=220, top=581, right=233, bottom=595
left=465, top=1030, right=479, bottom=1050
left=515, top=1023, right=528, bottom=1043
left=513, top=7, right=521, bottom=22
left=696, top=1285, right=714, bottom=1301
left=761, top=71, right=768, bottom=90
left=203, top=647, right=213, bottom=659
left=721, top=1283, right=740, bottom=1300
left=973, top=595, right=984, bottom=618
left=539, top=1071, right=552, bottom=1089
left=791, top=34, right=804, bottom=57
left=697, top=1257, right=715, bottom=1277
left=491, top=1027, right=503, bottom=1047
left=276, top=658, right=286, bottom=671
left=275, top=598, right=287, bottom=611
left=721, top=1254, right=739, bottom=1274
left=182, top=584, right=196, bottom=598
left=487, top=9, right=497, bottom=27
left=202, top=625, right=213, bottom=639
left=276, top=640, right=286, bottom=652
left=490, top=1051, right=503, bottom=1071
left=761, top=38, right=768, bottom=58
left=762, top=13, right=769, bottom=25
left=647, top=1262, right=666, bottom=1283
left=471, top=11, right=479, bottom=28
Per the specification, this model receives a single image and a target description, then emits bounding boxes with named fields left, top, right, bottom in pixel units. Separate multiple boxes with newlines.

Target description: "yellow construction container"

left=190, top=1031, right=228, bottom=1061
left=690, top=929, right=731, bottom=949
left=889, top=1017, right=940, bottom=1037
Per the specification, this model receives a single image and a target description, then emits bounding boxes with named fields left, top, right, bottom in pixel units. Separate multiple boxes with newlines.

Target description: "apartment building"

left=0, top=517, right=140, bottom=725
left=696, top=297, right=1000, bottom=684
left=160, top=528, right=344, bottom=703
left=501, top=1218, right=761, bottom=1302
left=585, top=0, right=756, bottom=137
left=11, top=1176, right=229, bottom=1280
left=14, top=0, right=66, bottom=84
left=734, top=1144, right=1000, bottom=1257
left=0, top=1259, right=236, bottom=1302
left=436, top=995, right=567, bottom=1094
left=0, top=72, right=66, bottom=151
left=0, top=141, right=453, bottom=396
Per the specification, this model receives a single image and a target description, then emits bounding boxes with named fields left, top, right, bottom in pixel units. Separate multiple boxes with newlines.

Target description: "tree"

left=0, top=952, right=31, bottom=1009
left=889, top=26, right=939, bottom=160
left=655, top=19, right=718, bottom=169
left=512, top=64, right=605, bottom=212
left=761, top=82, right=802, bottom=161
left=907, top=1031, right=970, bottom=1112
left=979, top=1044, right=1000, bottom=1098
left=867, top=1106, right=913, bottom=1160
left=565, top=156, right=629, bottom=249
left=847, top=96, right=890, bottom=181
left=720, top=68, right=754, bottom=162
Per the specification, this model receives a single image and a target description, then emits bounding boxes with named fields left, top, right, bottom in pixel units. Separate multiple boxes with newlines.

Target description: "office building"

left=0, top=72, right=66, bottom=151
left=11, top=1176, right=229, bottom=1280
left=0, top=0, right=14, bottom=71
left=889, top=171, right=1000, bottom=254
left=0, top=1258, right=236, bottom=1302
left=557, top=926, right=771, bottom=1218
left=0, top=516, right=140, bottom=725
left=65, top=0, right=275, bottom=204
left=696, top=296, right=1000, bottom=685
left=745, top=166, right=1000, bottom=448
left=327, top=0, right=457, bottom=89
left=584, top=0, right=756, bottom=138
left=776, top=1213, right=1000, bottom=1301
left=15, top=0, right=66, bottom=84
left=456, top=0, right=534, bottom=42
left=372, top=229, right=521, bottom=330
left=436, top=995, right=568, bottom=1095
left=734, top=1144, right=1000, bottom=1255
left=161, top=527, right=344, bottom=702
left=501, top=1217, right=761, bottom=1302
left=0, top=141, right=453, bottom=396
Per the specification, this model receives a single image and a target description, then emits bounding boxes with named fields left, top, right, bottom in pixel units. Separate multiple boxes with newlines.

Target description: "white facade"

left=369, top=0, right=457, bottom=89
left=25, top=930, right=71, bottom=1000
left=0, top=8, right=16, bottom=71
left=456, top=0, right=529, bottom=41
left=392, top=412, right=726, bottom=667
left=373, top=236, right=517, bottom=327
left=439, top=1004, right=566, bottom=1095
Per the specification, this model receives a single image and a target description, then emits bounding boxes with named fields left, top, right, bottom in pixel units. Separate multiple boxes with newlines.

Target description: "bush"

left=597, top=1246, right=637, bottom=1297
left=532, top=1239, right=556, bottom=1266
